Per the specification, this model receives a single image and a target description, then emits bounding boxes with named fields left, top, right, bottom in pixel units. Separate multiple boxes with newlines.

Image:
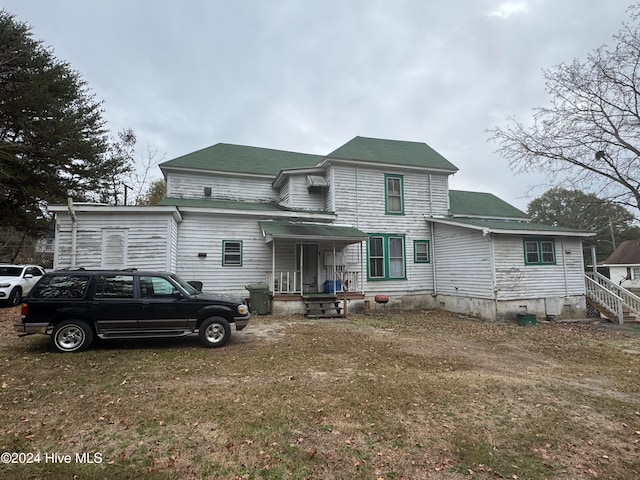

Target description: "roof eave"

left=450, top=213, right=531, bottom=222
left=426, top=216, right=595, bottom=237
left=319, top=157, right=458, bottom=174
left=161, top=165, right=275, bottom=180
left=272, top=166, right=326, bottom=188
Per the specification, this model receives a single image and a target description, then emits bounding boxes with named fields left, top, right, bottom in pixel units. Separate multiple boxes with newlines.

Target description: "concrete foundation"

left=269, top=292, right=587, bottom=322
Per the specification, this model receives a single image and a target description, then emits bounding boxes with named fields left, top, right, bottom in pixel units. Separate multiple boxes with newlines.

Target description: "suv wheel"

left=8, top=287, right=21, bottom=307
left=198, top=317, right=230, bottom=348
left=52, top=320, right=94, bottom=353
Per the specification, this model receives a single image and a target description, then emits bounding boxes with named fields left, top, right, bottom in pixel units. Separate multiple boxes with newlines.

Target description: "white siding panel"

left=327, top=164, right=438, bottom=294
left=54, top=212, right=175, bottom=271
left=279, top=179, right=290, bottom=207
left=429, top=175, right=450, bottom=215
left=168, top=172, right=277, bottom=202
left=288, top=175, right=327, bottom=211
left=174, top=213, right=272, bottom=297
left=433, top=224, right=494, bottom=298
left=494, top=236, right=586, bottom=299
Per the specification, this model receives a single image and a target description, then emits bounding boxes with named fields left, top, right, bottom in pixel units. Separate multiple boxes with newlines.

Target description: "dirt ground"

left=2, top=305, right=640, bottom=479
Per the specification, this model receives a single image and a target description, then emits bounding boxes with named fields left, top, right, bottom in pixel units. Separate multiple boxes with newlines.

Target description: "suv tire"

left=8, top=287, right=21, bottom=307
left=198, top=316, right=230, bottom=348
left=52, top=320, right=94, bottom=353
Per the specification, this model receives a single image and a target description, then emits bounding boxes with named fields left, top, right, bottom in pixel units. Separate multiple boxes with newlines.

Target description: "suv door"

left=23, top=266, right=45, bottom=295
left=138, top=275, right=194, bottom=330
left=90, top=274, right=142, bottom=333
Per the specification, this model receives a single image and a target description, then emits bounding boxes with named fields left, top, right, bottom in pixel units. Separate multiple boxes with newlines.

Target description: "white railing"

left=267, top=271, right=302, bottom=294
left=325, top=270, right=360, bottom=294
left=267, top=270, right=360, bottom=295
left=585, top=271, right=640, bottom=324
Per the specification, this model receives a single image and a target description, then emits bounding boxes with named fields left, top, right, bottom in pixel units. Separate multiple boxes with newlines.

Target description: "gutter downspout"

left=430, top=219, right=438, bottom=295
left=67, top=197, right=77, bottom=268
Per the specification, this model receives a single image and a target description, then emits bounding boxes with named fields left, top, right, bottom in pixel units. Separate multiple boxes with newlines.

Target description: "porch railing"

left=267, top=271, right=302, bottom=294
left=267, top=270, right=360, bottom=295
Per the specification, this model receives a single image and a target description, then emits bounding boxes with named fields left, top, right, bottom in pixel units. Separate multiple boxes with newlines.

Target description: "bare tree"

left=490, top=4, right=640, bottom=216
left=128, top=144, right=165, bottom=205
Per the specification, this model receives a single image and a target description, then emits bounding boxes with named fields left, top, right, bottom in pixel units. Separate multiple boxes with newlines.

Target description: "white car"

left=0, top=265, right=46, bottom=307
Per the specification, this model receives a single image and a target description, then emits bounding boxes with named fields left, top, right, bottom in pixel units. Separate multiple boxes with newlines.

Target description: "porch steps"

left=303, top=295, right=344, bottom=318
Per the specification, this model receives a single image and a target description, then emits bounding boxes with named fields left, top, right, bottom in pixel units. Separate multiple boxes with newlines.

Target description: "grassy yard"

left=1, top=306, right=640, bottom=479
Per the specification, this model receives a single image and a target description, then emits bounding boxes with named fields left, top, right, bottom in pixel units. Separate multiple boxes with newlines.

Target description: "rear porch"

left=258, top=220, right=368, bottom=317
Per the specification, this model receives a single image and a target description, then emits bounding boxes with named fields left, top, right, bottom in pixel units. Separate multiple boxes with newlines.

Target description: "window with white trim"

left=385, top=174, right=404, bottom=214
left=368, top=234, right=406, bottom=280
left=414, top=240, right=430, bottom=263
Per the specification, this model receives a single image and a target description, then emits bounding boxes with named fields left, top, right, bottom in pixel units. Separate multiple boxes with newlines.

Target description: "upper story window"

left=524, top=239, right=556, bottom=265
left=385, top=174, right=404, bottom=215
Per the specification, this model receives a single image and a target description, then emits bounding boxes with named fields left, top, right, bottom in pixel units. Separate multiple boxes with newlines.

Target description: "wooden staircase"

left=303, top=295, right=345, bottom=319
left=585, top=272, right=640, bottom=324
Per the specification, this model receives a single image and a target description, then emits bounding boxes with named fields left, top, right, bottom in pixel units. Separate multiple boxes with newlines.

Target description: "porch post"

left=333, top=243, right=337, bottom=289
left=360, top=241, right=365, bottom=294
left=299, top=243, right=304, bottom=295
left=271, top=239, right=276, bottom=293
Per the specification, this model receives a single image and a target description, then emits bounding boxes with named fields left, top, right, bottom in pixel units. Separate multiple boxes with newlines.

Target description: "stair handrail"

left=585, top=271, right=640, bottom=315
left=585, top=273, right=624, bottom=323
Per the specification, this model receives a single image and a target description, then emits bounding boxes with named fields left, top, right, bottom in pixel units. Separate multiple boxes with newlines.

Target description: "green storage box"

left=516, top=314, right=537, bottom=326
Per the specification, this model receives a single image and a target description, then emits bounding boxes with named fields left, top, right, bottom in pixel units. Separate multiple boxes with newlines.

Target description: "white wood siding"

left=174, top=213, right=272, bottom=296
left=429, top=174, right=450, bottom=215
left=278, top=179, right=290, bottom=206
left=168, top=172, right=278, bottom=202
left=287, top=174, right=327, bottom=211
left=433, top=223, right=494, bottom=298
left=494, top=236, right=586, bottom=299
left=328, top=164, right=439, bottom=294
left=54, top=212, right=178, bottom=271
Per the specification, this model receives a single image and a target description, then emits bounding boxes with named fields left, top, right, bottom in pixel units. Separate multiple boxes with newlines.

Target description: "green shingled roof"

left=328, top=136, right=458, bottom=172
left=160, top=143, right=324, bottom=176
left=449, top=190, right=529, bottom=219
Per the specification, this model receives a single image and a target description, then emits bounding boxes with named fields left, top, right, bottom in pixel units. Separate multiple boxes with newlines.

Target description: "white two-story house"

left=49, top=136, right=593, bottom=320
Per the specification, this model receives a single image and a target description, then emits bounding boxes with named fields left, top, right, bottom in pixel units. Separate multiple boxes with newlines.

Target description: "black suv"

left=14, top=269, right=250, bottom=353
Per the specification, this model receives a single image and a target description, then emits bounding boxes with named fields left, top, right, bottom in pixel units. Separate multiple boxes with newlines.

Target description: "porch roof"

left=259, top=221, right=368, bottom=244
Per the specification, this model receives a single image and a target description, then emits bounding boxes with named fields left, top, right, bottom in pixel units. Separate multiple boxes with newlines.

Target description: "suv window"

left=25, top=266, right=44, bottom=277
left=94, top=275, right=134, bottom=299
left=31, top=274, right=91, bottom=299
left=140, top=276, right=176, bottom=298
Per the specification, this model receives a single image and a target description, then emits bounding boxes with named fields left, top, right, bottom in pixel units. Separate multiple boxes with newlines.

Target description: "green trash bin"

left=246, top=283, right=271, bottom=315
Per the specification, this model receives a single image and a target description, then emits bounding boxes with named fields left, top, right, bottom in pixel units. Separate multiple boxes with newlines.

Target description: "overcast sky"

left=3, top=0, right=634, bottom=210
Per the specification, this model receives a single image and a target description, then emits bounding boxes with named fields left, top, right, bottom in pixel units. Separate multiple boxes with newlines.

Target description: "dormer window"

left=306, top=175, right=328, bottom=194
